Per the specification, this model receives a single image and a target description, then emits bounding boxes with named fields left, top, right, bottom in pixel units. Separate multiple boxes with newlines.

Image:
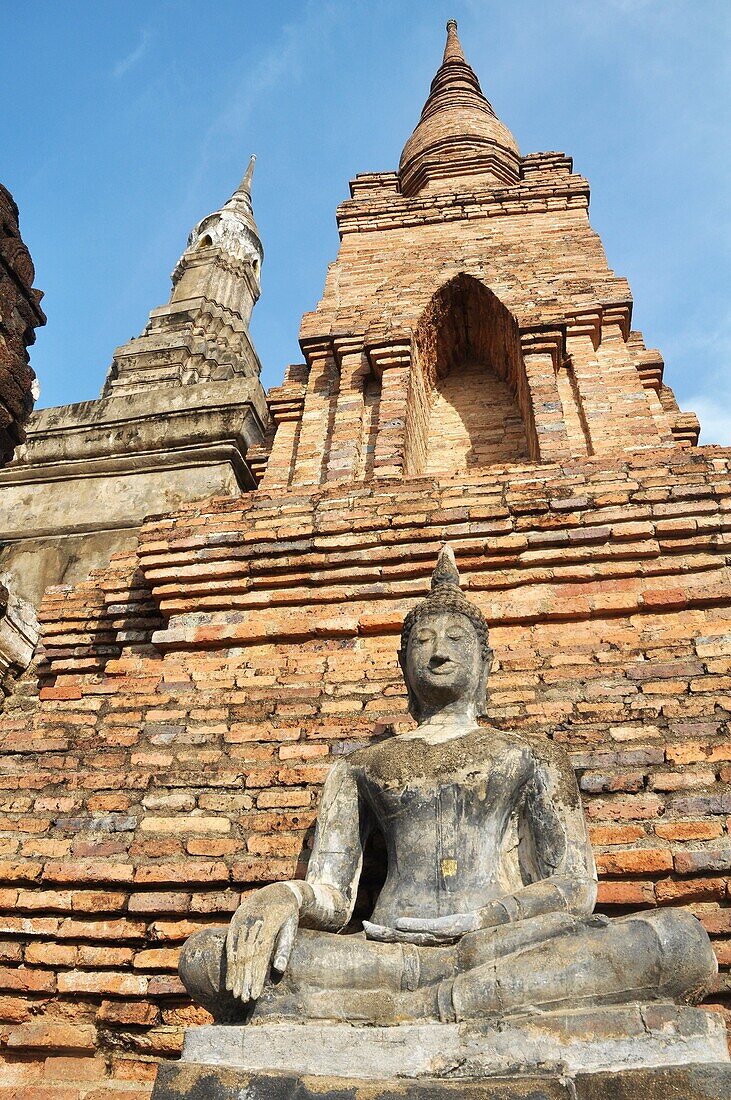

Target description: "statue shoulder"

left=519, top=730, right=581, bottom=805
left=517, top=728, right=569, bottom=758
left=342, top=740, right=379, bottom=771
left=318, top=757, right=361, bottom=805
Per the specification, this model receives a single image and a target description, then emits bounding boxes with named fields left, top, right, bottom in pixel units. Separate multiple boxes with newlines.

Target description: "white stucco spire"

left=183, top=153, right=263, bottom=273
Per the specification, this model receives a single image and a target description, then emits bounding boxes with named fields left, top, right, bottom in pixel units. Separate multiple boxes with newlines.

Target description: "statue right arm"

left=225, top=759, right=367, bottom=1002
left=284, top=759, right=368, bottom=932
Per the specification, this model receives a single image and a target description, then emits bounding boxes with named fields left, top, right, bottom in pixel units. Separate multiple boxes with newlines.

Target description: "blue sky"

left=3, top=0, right=729, bottom=442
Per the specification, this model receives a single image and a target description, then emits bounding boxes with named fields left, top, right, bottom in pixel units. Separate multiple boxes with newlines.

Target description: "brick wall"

left=425, top=362, right=529, bottom=474
left=0, top=446, right=729, bottom=1095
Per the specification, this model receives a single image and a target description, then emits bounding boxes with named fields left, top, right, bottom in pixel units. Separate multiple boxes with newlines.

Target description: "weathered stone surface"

left=574, top=1063, right=731, bottom=1099
left=150, top=1062, right=731, bottom=1100
left=0, top=167, right=267, bottom=622
left=152, top=1064, right=571, bottom=1099
left=0, top=379, right=266, bottom=608
left=178, top=1007, right=728, bottom=1079
left=0, top=184, right=45, bottom=695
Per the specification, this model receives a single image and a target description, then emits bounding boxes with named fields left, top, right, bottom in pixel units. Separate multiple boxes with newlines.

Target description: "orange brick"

left=256, top=790, right=313, bottom=809
left=97, top=1000, right=161, bottom=1027
left=132, top=947, right=179, bottom=970
left=655, top=877, right=727, bottom=903
left=6, top=1022, right=96, bottom=1053
left=42, top=1055, right=106, bottom=1081
left=654, top=821, right=723, bottom=842
left=596, top=880, right=655, bottom=907
left=25, top=943, right=77, bottom=967
left=589, top=825, right=646, bottom=847
left=595, top=848, right=673, bottom=875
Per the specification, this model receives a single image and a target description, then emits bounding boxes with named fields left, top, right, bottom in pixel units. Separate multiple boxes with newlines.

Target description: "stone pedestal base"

left=151, top=1005, right=730, bottom=1099
left=152, top=1063, right=731, bottom=1099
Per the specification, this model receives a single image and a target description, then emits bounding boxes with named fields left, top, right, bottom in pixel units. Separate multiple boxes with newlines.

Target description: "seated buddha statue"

left=179, top=546, right=716, bottom=1025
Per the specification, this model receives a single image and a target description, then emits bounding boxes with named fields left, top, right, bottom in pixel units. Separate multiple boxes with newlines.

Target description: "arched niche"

left=406, top=274, right=537, bottom=475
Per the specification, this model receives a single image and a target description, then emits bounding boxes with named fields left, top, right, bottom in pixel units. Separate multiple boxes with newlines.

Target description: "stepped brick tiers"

left=0, top=19, right=729, bottom=1100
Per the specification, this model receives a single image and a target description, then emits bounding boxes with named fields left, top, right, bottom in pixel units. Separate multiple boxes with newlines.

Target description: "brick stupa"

left=0, top=21, right=729, bottom=1099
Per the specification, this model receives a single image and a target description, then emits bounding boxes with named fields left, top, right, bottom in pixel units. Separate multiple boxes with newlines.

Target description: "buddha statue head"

left=399, top=545, right=493, bottom=722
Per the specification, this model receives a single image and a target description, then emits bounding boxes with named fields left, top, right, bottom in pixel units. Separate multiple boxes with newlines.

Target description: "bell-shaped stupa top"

left=399, top=21, right=520, bottom=194
left=183, top=154, right=263, bottom=273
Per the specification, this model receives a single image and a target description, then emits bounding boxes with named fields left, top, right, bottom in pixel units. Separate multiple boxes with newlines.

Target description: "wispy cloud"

left=113, top=28, right=152, bottom=80
left=138, top=1, right=343, bottom=282
left=203, top=1, right=341, bottom=147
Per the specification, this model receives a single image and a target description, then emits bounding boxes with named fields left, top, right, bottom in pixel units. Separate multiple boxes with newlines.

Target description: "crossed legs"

left=179, top=907, right=716, bottom=1025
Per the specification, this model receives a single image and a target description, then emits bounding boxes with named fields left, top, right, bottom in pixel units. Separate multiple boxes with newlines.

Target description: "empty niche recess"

left=409, top=274, right=534, bottom=476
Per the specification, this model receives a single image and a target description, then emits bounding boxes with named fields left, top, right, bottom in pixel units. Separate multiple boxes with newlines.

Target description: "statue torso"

left=349, top=727, right=535, bottom=924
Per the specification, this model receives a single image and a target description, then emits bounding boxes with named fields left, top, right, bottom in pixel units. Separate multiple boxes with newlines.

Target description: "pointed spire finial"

left=443, top=19, right=467, bottom=64
left=235, top=154, right=256, bottom=200
left=399, top=19, right=520, bottom=193
left=183, top=153, right=262, bottom=268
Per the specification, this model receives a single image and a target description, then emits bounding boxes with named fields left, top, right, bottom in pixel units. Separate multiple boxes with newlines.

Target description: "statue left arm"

left=485, top=743, right=598, bottom=923
left=285, top=759, right=368, bottom=932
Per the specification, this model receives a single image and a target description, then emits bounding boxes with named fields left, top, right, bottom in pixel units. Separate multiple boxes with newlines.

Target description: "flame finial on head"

left=401, top=544, right=490, bottom=656
left=430, top=543, right=460, bottom=589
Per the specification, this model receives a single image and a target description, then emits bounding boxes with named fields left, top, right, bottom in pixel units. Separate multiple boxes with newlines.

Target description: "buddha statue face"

left=401, top=610, right=492, bottom=721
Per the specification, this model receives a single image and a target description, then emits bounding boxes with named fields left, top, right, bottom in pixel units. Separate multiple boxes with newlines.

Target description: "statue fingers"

left=249, top=936, right=275, bottom=1000
left=273, top=911, right=299, bottom=974
left=396, top=913, right=476, bottom=936
left=249, top=914, right=288, bottom=999
left=238, top=919, right=264, bottom=1002
left=363, top=920, right=451, bottom=946
left=362, top=920, right=400, bottom=942
left=224, top=930, right=235, bottom=993
left=394, top=916, right=436, bottom=933
left=225, top=918, right=248, bottom=994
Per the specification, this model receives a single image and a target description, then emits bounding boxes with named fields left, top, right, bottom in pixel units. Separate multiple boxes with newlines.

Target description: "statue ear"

left=475, top=647, right=493, bottom=717
left=398, top=647, right=422, bottom=722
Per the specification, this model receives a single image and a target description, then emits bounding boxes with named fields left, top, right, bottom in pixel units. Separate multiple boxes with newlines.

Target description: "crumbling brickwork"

left=0, top=183, right=44, bottom=466
left=0, top=22, right=725, bottom=1100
